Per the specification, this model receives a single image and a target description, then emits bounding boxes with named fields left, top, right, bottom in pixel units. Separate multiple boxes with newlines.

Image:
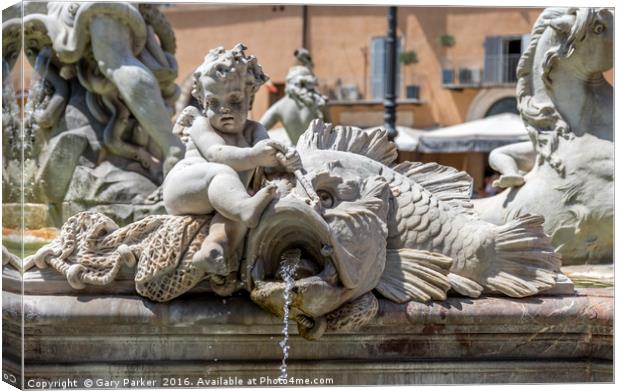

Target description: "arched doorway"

left=484, top=96, right=518, bottom=117
left=466, top=88, right=516, bottom=121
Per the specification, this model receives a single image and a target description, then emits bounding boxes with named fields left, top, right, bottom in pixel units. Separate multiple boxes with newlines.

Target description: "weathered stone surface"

left=475, top=8, right=613, bottom=264
left=1, top=286, right=612, bottom=385
left=64, top=162, right=159, bottom=205
left=1, top=2, right=185, bottom=229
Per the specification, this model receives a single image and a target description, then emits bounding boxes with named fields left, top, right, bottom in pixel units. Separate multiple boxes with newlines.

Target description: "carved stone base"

left=2, top=269, right=612, bottom=385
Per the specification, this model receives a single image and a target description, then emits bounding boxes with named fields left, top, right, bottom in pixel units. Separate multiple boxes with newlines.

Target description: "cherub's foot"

left=493, top=174, right=525, bottom=189
left=239, top=184, right=277, bottom=228
left=192, top=241, right=229, bottom=276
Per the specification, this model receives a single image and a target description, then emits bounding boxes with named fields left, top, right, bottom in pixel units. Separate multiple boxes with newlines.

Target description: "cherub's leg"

left=163, top=160, right=276, bottom=227
left=489, top=141, right=535, bottom=188
left=89, top=15, right=185, bottom=175
left=192, top=213, right=246, bottom=278
left=207, top=169, right=277, bottom=228
left=162, top=158, right=217, bottom=215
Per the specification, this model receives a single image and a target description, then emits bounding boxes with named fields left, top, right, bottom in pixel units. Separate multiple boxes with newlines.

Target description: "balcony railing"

left=483, top=54, right=520, bottom=84
left=442, top=53, right=521, bottom=89
left=441, top=68, right=483, bottom=88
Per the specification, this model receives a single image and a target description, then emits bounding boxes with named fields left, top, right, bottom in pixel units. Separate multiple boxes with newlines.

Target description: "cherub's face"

left=201, top=75, right=250, bottom=134
left=295, top=75, right=317, bottom=91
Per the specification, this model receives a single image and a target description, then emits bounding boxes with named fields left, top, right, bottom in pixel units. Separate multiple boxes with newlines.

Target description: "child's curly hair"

left=191, top=43, right=269, bottom=110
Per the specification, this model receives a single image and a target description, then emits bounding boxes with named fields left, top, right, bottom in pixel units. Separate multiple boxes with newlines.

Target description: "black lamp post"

left=384, top=6, right=398, bottom=141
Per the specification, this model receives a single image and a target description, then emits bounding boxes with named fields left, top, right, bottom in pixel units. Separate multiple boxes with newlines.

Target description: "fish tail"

left=483, top=214, right=562, bottom=297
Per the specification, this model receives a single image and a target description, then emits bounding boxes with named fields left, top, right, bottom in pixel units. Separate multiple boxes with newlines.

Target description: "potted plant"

left=439, top=34, right=456, bottom=85
left=399, top=50, right=420, bottom=99
left=438, top=33, right=456, bottom=48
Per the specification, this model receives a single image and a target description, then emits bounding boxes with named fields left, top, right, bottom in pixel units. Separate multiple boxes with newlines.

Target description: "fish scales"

left=385, top=170, right=493, bottom=274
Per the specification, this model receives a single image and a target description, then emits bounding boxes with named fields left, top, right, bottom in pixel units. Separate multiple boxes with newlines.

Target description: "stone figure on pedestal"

left=260, top=48, right=329, bottom=145
left=475, top=8, right=613, bottom=265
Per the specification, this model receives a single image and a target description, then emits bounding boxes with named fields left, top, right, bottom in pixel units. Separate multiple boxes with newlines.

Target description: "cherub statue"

left=260, top=49, right=329, bottom=144
left=163, top=44, right=300, bottom=292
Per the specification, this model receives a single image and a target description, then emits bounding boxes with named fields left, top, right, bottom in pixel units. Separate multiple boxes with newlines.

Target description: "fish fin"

left=296, top=119, right=398, bottom=166
left=447, top=273, right=483, bottom=298
left=376, top=249, right=452, bottom=303
left=484, top=214, right=562, bottom=297
left=393, top=161, right=475, bottom=214
left=327, top=176, right=390, bottom=289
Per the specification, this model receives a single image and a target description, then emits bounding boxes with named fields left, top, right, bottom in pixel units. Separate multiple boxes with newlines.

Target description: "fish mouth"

left=243, top=197, right=343, bottom=339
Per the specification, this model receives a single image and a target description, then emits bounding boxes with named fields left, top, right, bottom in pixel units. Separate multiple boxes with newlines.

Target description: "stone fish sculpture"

left=22, top=120, right=561, bottom=340
left=475, top=8, right=613, bottom=265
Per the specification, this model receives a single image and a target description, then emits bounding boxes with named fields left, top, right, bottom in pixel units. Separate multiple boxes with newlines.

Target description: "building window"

left=483, top=35, right=529, bottom=84
left=370, top=36, right=402, bottom=100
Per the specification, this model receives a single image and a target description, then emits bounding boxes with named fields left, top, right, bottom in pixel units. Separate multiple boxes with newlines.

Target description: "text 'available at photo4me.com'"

left=22, top=375, right=336, bottom=388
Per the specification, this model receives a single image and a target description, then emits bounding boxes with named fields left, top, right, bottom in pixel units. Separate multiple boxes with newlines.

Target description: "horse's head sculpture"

left=517, top=7, right=613, bottom=174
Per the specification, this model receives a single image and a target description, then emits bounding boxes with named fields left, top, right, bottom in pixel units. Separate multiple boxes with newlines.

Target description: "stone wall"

left=2, top=265, right=612, bottom=386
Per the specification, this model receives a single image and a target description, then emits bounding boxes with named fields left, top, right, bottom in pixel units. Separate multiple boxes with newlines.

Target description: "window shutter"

left=371, top=36, right=403, bottom=100
left=371, top=37, right=385, bottom=100
left=483, top=36, right=502, bottom=83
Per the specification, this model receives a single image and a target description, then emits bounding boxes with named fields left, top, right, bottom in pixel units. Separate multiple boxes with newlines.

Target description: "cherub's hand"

left=176, top=106, right=200, bottom=128
left=276, top=148, right=302, bottom=173
left=251, top=139, right=286, bottom=167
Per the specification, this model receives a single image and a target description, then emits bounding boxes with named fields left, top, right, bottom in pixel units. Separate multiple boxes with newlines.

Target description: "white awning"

left=269, top=114, right=528, bottom=154
left=415, top=113, right=529, bottom=153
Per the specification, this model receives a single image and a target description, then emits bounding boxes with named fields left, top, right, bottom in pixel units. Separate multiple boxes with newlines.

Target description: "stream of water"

left=277, top=250, right=300, bottom=380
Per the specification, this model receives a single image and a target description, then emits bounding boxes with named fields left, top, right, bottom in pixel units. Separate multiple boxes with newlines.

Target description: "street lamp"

left=384, top=6, right=398, bottom=141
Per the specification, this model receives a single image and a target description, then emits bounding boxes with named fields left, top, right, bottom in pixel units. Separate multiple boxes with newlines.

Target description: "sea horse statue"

left=475, top=8, right=613, bottom=265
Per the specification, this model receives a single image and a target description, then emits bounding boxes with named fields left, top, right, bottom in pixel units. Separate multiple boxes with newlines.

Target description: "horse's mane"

left=516, top=7, right=597, bottom=175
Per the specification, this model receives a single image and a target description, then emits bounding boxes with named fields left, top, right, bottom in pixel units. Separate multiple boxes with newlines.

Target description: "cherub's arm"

left=251, top=121, right=301, bottom=173
left=190, top=117, right=281, bottom=171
